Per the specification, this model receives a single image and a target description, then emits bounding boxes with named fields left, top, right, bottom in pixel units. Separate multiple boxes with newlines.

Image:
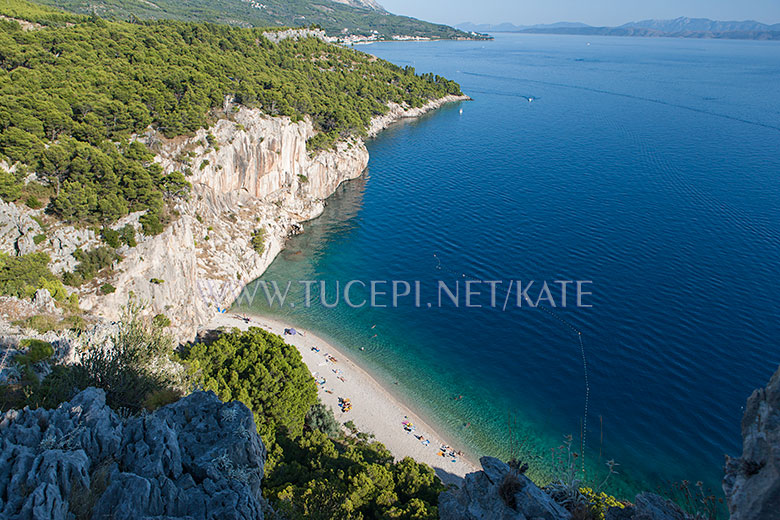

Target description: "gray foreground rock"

left=438, top=456, right=571, bottom=520
left=439, top=457, right=693, bottom=520
left=0, top=388, right=268, bottom=520
left=605, top=493, right=691, bottom=520
left=723, top=365, right=780, bottom=520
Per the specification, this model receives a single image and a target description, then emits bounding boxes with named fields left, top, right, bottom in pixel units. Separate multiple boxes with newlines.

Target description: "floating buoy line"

left=433, top=252, right=591, bottom=476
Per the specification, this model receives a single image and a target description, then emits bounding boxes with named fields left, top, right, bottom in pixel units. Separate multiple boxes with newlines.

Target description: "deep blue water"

left=239, top=34, right=780, bottom=498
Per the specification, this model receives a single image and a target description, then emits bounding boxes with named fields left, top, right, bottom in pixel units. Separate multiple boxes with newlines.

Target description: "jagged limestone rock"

left=438, top=456, right=571, bottom=520
left=0, top=388, right=268, bottom=520
left=439, top=457, right=697, bottom=520
left=0, top=199, right=42, bottom=256
left=723, top=365, right=780, bottom=520
left=605, top=493, right=691, bottom=520
left=79, top=98, right=466, bottom=342
left=32, top=289, right=57, bottom=314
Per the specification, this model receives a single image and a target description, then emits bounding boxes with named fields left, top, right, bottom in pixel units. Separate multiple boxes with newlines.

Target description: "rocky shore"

left=2, top=364, right=778, bottom=519
left=0, top=95, right=468, bottom=342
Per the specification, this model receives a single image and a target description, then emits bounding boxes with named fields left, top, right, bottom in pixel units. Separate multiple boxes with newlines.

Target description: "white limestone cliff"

left=71, top=96, right=468, bottom=341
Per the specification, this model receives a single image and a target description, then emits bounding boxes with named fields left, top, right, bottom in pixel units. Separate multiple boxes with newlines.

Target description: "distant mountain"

left=330, top=0, right=386, bottom=12
left=39, top=0, right=487, bottom=40
left=457, top=21, right=589, bottom=33
left=619, top=17, right=780, bottom=33
left=458, top=17, right=780, bottom=40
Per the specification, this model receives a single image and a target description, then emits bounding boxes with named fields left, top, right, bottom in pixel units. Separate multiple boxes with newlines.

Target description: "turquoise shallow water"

left=237, top=34, right=780, bottom=498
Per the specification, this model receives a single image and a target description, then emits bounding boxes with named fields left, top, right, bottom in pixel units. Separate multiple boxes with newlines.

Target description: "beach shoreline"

left=205, top=312, right=479, bottom=485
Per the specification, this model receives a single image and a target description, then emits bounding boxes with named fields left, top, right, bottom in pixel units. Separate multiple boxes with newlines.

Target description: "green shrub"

left=32, top=233, right=46, bottom=245
left=119, top=224, right=137, bottom=247
left=0, top=168, right=21, bottom=202
left=16, top=339, right=54, bottom=365
left=63, top=247, right=120, bottom=287
left=22, top=182, right=53, bottom=201
left=101, top=227, right=121, bottom=248
left=268, top=433, right=443, bottom=519
left=199, top=160, right=210, bottom=170
left=140, top=210, right=165, bottom=236
left=62, top=314, right=87, bottom=332
left=31, top=215, right=47, bottom=231
left=251, top=228, right=265, bottom=254
left=306, top=131, right=337, bottom=153
left=152, top=313, right=171, bottom=328
left=183, top=327, right=317, bottom=442
left=181, top=326, right=445, bottom=516
left=100, top=283, right=116, bottom=295
left=143, top=388, right=182, bottom=411
left=149, top=278, right=164, bottom=285
left=12, top=314, right=61, bottom=334
left=0, top=252, right=67, bottom=301
left=30, top=303, right=176, bottom=412
left=24, top=196, right=43, bottom=209
left=305, top=403, right=340, bottom=438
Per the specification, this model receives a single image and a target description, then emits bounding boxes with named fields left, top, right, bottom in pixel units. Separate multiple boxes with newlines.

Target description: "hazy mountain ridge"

left=619, top=16, right=780, bottom=33
left=457, top=16, right=780, bottom=40
left=329, top=0, right=386, bottom=12
left=458, top=21, right=588, bottom=32
left=39, top=0, right=485, bottom=39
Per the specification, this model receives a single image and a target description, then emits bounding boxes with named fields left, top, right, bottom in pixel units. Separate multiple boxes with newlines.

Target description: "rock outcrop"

left=723, top=365, right=780, bottom=520
left=75, top=96, right=467, bottom=341
left=0, top=95, right=468, bottom=341
left=438, top=457, right=695, bottom=520
left=0, top=199, right=42, bottom=257
left=262, top=28, right=328, bottom=44
left=605, top=493, right=691, bottom=520
left=438, top=456, right=571, bottom=520
left=0, top=388, right=268, bottom=520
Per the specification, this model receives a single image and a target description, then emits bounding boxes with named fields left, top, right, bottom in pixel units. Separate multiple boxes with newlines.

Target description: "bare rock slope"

left=0, top=388, right=268, bottom=520
left=77, top=96, right=467, bottom=341
left=723, top=365, right=780, bottom=520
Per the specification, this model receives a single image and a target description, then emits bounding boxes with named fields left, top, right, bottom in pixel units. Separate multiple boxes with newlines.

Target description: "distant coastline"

left=498, top=27, right=780, bottom=41
left=458, top=17, right=780, bottom=41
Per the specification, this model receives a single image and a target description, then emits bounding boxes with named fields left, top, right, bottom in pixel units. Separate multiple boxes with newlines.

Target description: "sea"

left=236, top=33, right=780, bottom=499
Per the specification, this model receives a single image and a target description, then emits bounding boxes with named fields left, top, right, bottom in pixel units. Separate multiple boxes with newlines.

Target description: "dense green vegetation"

left=3, top=321, right=445, bottom=518
left=0, top=252, right=68, bottom=300
left=251, top=228, right=266, bottom=254
left=1, top=303, right=179, bottom=411
left=37, top=0, right=482, bottom=40
left=0, top=0, right=462, bottom=231
left=183, top=327, right=444, bottom=518
left=61, top=246, right=121, bottom=286
left=184, top=327, right=318, bottom=446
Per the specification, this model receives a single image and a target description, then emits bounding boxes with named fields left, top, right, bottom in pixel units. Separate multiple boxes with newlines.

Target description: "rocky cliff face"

left=73, top=96, right=466, bottom=341
left=0, top=387, right=268, bottom=520
left=438, top=457, right=571, bottom=520
left=0, top=96, right=467, bottom=341
left=723, top=365, right=780, bottom=520
left=438, top=457, right=692, bottom=520
left=0, top=199, right=41, bottom=257
left=75, top=105, right=370, bottom=340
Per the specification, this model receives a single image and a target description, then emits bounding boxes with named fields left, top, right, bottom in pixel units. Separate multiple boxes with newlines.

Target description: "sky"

left=378, top=0, right=780, bottom=27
